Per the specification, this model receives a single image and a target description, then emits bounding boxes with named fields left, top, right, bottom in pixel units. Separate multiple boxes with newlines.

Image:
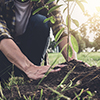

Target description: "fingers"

left=77, top=60, right=82, bottom=62
left=35, top=74, right=46, bottom=80
left=77, top=60, right=90, bottom=67
left=28, top=73, right=46, bottom=80
left=54, top=64, right=67, bottom=68
left=85, top=63, right=90, bottom=67
left=38, top=65, right=51, bottom=73
left=37, top=65, right=61, bottom=75
left=26, top=65, right=64, bottom=80
left=44, top=64, right=66, bottom=73
left=50, top=68, right=61, bottom=72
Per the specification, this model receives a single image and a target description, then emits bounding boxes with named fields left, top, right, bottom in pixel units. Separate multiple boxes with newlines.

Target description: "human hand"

left=77, top=60, right=90, bottom=67
left=25, top=64, right=65, bottom=80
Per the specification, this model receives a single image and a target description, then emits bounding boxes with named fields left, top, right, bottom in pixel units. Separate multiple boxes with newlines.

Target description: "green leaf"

left=47, top=5, right=63, bottom=15
left=44, top=5, right=49, bottom=9
left=43, top=17, right=52, bottom=23
left=76, top=0, right=85, bottom=12
left=32, top=7, right=44, bottom=15
left=56, top=65, right=76, bottom=92
left=55, top=28, right=64, bottom=42
left=45, top=85, right=71, bottom=100
left=68, top=45, right=73, bottom=58
left=38, top=0, right=41, bottom=3
left=44, top=16, right=55, bottom=24
left=56, top=0, right=60, bottom=3
left=50, top=16, right=56, bottom=24
left=29, top=96, right=31, bottom=100
left=74, top=92, right=80, bottom=100
left=71, top=35, right=79, bottom=53
left=23, top=95, right=27, bottom=100
left=72, top=18, right=79, bottom=27
left=87, top=91, right=93, bottom=96
left=68, top=80, right=73, bottom=87
left=39, top=89, right=43, bottom=100
left=46, top=0, right=55, bottom=5
left=63, top=7, right=68, bottom=13
left=79, top=89, right=84, bottom=96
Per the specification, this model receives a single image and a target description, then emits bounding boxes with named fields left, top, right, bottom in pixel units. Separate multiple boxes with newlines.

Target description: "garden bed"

left=1, top=59, right=100, bottom=99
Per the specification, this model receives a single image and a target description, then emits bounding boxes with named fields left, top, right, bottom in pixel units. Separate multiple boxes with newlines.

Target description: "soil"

left=1, top=59, right=100, bottom=100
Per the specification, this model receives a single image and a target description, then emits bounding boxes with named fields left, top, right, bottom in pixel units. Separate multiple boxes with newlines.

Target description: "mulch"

left=1, top=59, right=100, bottom=100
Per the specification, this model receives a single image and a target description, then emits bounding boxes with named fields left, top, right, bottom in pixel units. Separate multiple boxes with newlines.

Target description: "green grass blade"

left=32, top=7, right=44, bottom=15
left=39, top=89, right=43, bottom=100
left=23, top=95, right=27, bottom=100
left=56, top=65, right=76, bottom=91
left=46, top=0, right=55, bottom=5
left=45, top=84, right=71, bottom=100
left=47, top=5, right=63, bottom=15
left=55, top=28, right=64, bottom=42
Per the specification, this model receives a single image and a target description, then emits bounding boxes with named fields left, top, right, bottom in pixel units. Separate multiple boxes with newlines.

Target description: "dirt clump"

left=1, top=59, right=100, bottom=100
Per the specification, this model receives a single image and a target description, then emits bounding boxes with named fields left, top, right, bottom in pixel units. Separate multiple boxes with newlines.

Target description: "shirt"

left=14, top=0, right=32, bottom=36
left=0, top=0, right=67, bottom=41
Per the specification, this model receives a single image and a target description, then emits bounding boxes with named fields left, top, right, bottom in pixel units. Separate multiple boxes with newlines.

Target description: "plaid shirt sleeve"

left=0, top=5, right=12, bottom=41
left=48, top=1, right=68, bottom=40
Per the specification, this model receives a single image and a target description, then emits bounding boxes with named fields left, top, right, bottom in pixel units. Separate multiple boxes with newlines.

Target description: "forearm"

left=58, top=36, right=77, bottom=61
left=0, top=39, right=34, bottom=72
left=0, top=39, right=65, bottom=80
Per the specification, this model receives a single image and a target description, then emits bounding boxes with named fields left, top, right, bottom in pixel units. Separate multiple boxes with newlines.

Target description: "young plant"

left=2, top=0, right=89, bottom=99
left=86, top=90, right=96, bottom=100
left=23, top=89, right=43, bottom=100
left=45, top=84, right=71, bottom=100
left=74, top=89, right=84, bottom=100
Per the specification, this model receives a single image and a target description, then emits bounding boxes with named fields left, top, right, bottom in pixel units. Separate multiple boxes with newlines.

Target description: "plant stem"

left=67, top=0, right=69, bottom=60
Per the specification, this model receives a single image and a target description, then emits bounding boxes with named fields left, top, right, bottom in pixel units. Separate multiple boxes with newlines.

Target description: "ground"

left=1, top=59, right=100, bottom=100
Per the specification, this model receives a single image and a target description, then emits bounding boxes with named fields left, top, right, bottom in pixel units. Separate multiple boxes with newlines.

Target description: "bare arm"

left=58, top=36, right=77, bottom=62
left=0, top=39, right=63, bottom=80
left=0, top=39, right=33, bottom=71
left=59, top=36, right=91, bottom=67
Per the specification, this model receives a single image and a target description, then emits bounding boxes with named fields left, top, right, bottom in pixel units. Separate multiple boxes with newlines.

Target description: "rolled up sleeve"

left=0, top=7, right=12, bottom=41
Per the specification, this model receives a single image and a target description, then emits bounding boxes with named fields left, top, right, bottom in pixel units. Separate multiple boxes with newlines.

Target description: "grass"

left=1, top=52, right=100, bottom=100
left=77, top=52, right=100, bottom=67
left=48, top=52, right=100, bottom=67
left=48, top=53, right=66, bottom=65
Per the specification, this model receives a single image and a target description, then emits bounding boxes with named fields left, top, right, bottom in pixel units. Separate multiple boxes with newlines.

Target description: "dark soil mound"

left=1, top=59, right=100, bottom=100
